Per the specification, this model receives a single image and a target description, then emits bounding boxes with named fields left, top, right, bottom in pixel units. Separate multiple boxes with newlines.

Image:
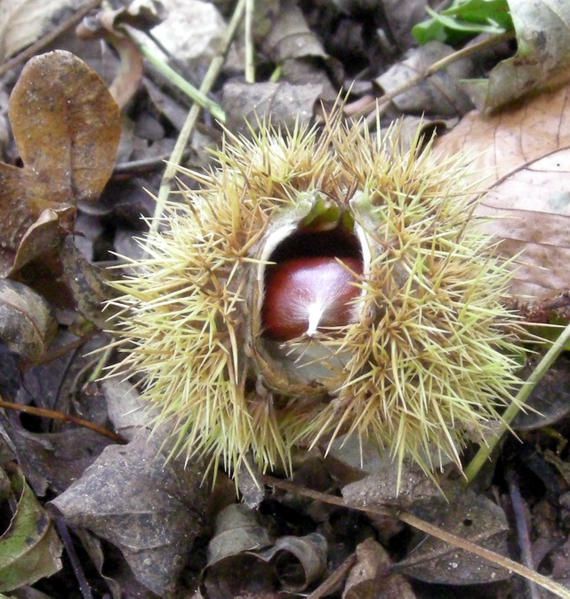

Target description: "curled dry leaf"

left=0, top=467, right=63, bottom=593
left=253, top=533, right=328, bottom=592
left=0, top=50, right=120, bottom=277
left=435, top=84, right=570, bottom=299
left=207, top=504, right=272, bottom=567
left=0, top=279, right=56, bottom=363
left=76, top=29, right=143, bottom=110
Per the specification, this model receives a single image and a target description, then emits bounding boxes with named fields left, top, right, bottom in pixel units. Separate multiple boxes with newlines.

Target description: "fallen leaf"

left=341, top=460, right=452, bottom=513
left=343, top=537, right=415, bottom=599
left=396, top=491, right=511, bottom=585
left=435, top=84, right=570, bottom=299
left=222, top=81, right=324, bottom=133
left=381, top=0, right=430, bottom=51
left=102, top=378, right=150, bottom=442
left=0, top=467, right=63, bottom=592
left=60, top=236, right=116, bottom=328
left=0, top=50, right=120, bottom=277
left=4, top=422, right=112, bottom=496
left=513, top=357, right=570, bottom=430
left=207, top=504, right=273, bottom=568
left=51, top=427, right=208, bottom=596
left=0, top=279, right=56, bottom=363
left=151, top=0, right=228, bottom=74
left=462, top=0, right=570, bottom=111
left=0, top=0, right=76, bottom=61
left=262, top=0, right=328, bottom=63
left=375, top=41, right=475, bottom=117
left=253, top=533, right=328, bottom=592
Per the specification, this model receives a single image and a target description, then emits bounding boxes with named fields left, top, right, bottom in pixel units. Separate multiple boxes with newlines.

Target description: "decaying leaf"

left=0, top=0, right=78, bottom=61
left=0, top=279, right=56, bottom=363
left=396, top=491, right=511, bottom=585
left=151, top=0, right=228, bottom=74
left=513, top=357, right=570, bottom=430
left=207, top=503, right=272, bottom=568
left=341, top=460, right=452, bottom=513
left=102, top=378, right=150, bottom=442
left=222, top=80, right=324, bottom=133
left=435, top=84, right=570, bottom=299
left=463, top=0, right=570, bottom=111
left=0, top=467, right=63, bottom=592
left=0, top=50, right=120, bottom=277
left=4, top=423, right=112, bottom=496
left=375, top=41, right=474, bottom=116
left=60, top=236, right=116, bottom=328
left=51, top=428, right=208, bottom=596
left=343, top=537, right=415, bottom=599
left=253, top=533, right=328, bottom=592
left=262, top=0, right=328, bottom=63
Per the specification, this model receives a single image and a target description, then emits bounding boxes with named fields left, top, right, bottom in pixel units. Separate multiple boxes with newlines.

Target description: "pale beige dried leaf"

left=435, top=84, right=570, bottom=298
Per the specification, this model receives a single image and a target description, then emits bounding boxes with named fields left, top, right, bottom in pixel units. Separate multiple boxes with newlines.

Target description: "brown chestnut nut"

left=262, top=256, right=362, bottom=341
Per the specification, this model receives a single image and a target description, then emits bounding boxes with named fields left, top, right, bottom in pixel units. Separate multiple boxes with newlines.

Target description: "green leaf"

left=412, top=0, right=513, bottom=44
left=0, top=468, right=62, bottom=592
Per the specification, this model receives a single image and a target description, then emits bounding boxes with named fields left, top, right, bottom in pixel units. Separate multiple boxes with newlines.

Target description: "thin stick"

left=151, top=0, right=246, bottom=231
left=262, top=475, right=570, bottom=599
left=0, top=0, right=103, bottom=77
left=0, top=396, right=126, bottom=444
left=352, top=31, right=515, bottom=117
left=464, top=323, right=570, bottom=484
left=121, top=26, right=226, bottom=123
left=508, top=471, right=541, bottom=599
left=55, top=518, right=94, bottom=599
left=244, top=0, right=255, bottom=83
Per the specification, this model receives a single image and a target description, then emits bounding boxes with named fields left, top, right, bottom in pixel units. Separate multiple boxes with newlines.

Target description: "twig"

left=507, top=470, right=541, bottom=599
left=112, top=150, right=192, bottom=177
left=350, top=31, right=515, bottom=118
left=262, top=475, right=570, bottom=599
left=151, top=0, right=246, bottom=231
left=120, top=25, right=226, bottom=123
left=0, top=0, right=103, bottom=77
left=464, top=323, right=570, bottom=484
left=32, top=333, right=95, bottom=367
left=0, top=396, right=126, bottom=444
left=244, top=0, right=255, bottom=83
left=306, top=553, right=357, bottom=598
left=55, top=517, right=94, bottom=599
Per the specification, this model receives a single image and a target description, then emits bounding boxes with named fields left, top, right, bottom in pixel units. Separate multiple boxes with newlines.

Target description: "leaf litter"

left=0, top=1, right=569, bottom=598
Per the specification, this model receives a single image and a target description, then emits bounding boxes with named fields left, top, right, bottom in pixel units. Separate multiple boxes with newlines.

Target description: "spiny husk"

left=106, top=112, right=523, bottom=481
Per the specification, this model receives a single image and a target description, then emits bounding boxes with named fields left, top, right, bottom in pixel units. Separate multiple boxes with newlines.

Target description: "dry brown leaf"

left=435, top=84, right=570, bottom=299
left=0, top=50, right=120, bottom=277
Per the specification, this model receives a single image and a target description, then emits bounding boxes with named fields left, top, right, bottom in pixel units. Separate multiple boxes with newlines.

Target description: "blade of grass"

left=464, top=323, right=570, bottom=484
